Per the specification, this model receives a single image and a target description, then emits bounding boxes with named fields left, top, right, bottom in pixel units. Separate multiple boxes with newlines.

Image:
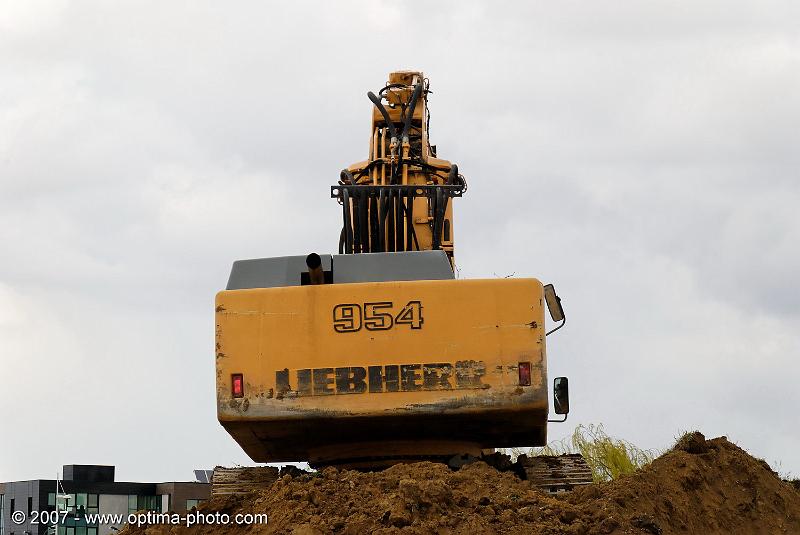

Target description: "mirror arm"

left=548, top=413, right=568, bottom=423
left=546, top=316, right=566, bottom=336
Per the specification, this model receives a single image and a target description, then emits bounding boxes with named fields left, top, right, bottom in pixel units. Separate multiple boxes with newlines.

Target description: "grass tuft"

left=509, top=423, right=656, bottom=482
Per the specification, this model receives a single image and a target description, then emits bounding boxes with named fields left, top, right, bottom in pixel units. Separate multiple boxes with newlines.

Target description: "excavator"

left=214, top=71, right=591, bottom=492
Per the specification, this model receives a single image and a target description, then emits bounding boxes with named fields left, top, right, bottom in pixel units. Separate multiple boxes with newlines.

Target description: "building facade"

left=0, top=465, right=210, bottom=535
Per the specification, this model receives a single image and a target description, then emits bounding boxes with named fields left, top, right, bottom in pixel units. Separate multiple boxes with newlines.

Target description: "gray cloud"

left=1, top=0, right=798, bottom=482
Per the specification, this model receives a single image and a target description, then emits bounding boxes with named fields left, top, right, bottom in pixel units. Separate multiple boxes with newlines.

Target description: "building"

left=0, top=465, right=210, bottom=535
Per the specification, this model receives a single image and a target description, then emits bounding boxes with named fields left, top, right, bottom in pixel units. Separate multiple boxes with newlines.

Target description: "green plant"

left=572, top=424, right=654, bottom=481
left=512, top=423, right=655, bottom=482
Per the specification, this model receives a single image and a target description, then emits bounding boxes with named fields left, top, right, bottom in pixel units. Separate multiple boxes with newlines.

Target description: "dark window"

left=10, top=498, right=14, bottom=512
left=60, top=494, right=76, bottom=513
left=128, top=495, right=159, bottom=514
left=28, top=497, right=33, bottom=515
left=87, top=494, right=98, bottom=514
left=75, top=493, right=87, bottom=518
left=54, top=493, right=98, bottom=514
left=186, top=499, right=206, bottom=510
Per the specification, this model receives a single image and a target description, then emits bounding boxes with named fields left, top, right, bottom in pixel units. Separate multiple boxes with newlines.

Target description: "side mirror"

left=543, top=284, right=565, bottom=322
left=553, top=377, right=570, bottom=415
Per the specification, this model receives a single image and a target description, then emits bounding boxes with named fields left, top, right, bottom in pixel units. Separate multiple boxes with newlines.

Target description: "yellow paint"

left=216, top=278, right=547, bottom=419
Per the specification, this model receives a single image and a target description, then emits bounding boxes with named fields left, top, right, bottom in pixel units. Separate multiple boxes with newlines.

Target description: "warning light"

left=232, top=373, right=244, bottom=398
left=518, top=362, right=531, bottom=386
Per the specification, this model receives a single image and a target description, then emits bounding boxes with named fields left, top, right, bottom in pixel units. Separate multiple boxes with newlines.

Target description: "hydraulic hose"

left=369, top=91, right=400, bottom=184
left=431, top=188, right=440, bottom=250
left=359, top=190, right=369, bottom=252
left=377, top=188, right=386, bottom=252
left=378, top=83, right=407, bottom=97
left=367, top=91, right=398, bottom=141
left=406, top=187, right=414, bottom=250
left=352, top=190, right=361, bottom=253
left=432, top=188, right=448, bottom=250
left=395, top=191, right=405, bottom=252
left=342, top=189, right=353, bottom=254
left=386, top=192, right=395, bottom=253
left=402, top=82, right=424, bottom=143
left=340, top=169, right=356, bottom=185
left=447, top=164, right=459, bottom=185
left=369, top=195, right=379, bottom=253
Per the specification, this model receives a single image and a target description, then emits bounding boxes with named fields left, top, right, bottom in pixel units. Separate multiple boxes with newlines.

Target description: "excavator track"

left=518, top=453, right=594, bottom=494
left=211, top=466, right=280, bottom=496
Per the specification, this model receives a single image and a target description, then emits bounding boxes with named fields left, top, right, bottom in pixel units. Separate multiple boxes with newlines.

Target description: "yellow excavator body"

left=216, top=277, right=548, bottom=464
left=215, top=71, right=569, bottom=468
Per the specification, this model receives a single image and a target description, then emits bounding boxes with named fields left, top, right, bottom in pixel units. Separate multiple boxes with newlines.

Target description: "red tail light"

left=518, top=362, right=531, bottom=386
left=232, top=374, right=244, bottom=398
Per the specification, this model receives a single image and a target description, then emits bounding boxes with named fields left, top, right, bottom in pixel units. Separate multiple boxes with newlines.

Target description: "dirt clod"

left=630, top=514, right=661, bottom=534
left=122, top=435, right=800, bottom=534
left=673, top=431, right=709, bottom=454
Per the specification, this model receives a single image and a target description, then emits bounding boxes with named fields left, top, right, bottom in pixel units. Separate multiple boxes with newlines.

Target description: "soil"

left=122, top=433, right=800, bottom=534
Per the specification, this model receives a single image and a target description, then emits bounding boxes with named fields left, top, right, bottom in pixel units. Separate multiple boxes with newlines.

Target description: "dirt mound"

left=564, top=433, right=799, bottom=534
left=122, top=433, right=800, bottom=534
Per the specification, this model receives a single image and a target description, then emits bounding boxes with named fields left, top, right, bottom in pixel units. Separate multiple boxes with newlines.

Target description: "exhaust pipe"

left=306, top=253, right=326, bottom=285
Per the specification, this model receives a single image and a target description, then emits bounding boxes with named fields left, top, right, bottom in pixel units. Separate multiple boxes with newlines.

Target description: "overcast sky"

left=2, top=1, right=799, bottom=483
